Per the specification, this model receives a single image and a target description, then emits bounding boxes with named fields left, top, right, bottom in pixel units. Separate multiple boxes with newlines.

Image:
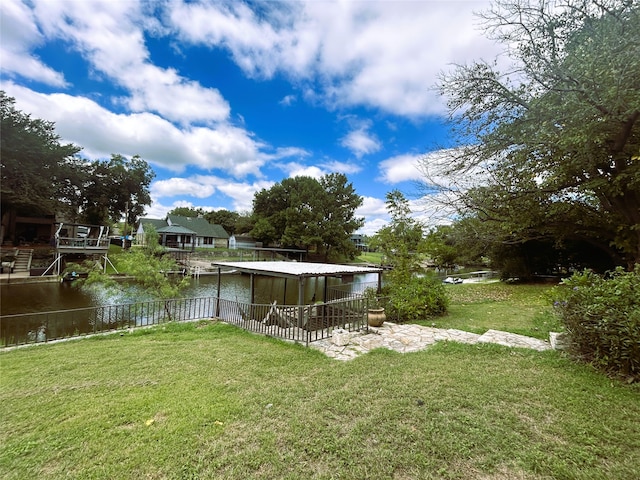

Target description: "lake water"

left=0, top=272, right=380, bottom=316
left=0, top=272, right=379, bottom=346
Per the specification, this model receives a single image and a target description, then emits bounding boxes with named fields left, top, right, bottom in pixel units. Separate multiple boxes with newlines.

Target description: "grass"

left=1, top=285, right=639, bottom=479
left=354, top=251, right=384, bottom=264
left=421, top=282, right=562, bottom=340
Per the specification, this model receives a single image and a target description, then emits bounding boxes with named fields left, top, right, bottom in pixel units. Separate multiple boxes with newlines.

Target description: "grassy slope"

left=425, top=282, right=562, bottom=340
left=1, top=318, right=639, bottom=480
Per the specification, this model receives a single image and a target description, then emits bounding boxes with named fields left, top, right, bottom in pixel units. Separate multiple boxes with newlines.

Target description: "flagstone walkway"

left=309, top=322, right=552, bottom=361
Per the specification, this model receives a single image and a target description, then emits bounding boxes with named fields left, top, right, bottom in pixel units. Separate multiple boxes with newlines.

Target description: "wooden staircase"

left=13, top=249, right=33, bottom=273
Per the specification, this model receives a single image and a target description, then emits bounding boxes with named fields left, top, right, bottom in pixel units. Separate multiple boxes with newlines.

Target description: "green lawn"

left=423, top=282, right=562, bottom=340
left=354, top=251, right=384, bottom=264
left=1, top=284, right=639, bottom=479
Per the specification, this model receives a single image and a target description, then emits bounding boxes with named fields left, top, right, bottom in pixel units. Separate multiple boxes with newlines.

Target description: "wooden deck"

left=55, top=237, right=110, bottom=254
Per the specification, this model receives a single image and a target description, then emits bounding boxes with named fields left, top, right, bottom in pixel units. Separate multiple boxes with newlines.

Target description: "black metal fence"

left=1, top=295, right=367, bottom=347
left=327, top=280, right=379, bottom=301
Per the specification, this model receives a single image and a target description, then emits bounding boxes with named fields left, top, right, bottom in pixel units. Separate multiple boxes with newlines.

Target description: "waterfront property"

left=137, top=215, right=229, bottom=250
left=1, top=261, right=383, bottom=347
left=211, top=261, right=383, bottom=304
left=1, top=294, right=368, bottom=347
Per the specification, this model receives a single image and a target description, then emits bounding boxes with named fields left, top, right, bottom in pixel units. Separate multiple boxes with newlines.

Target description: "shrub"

left=384, top=275, right=448, bottom=322
left=551, top=266, right=640, bottom=380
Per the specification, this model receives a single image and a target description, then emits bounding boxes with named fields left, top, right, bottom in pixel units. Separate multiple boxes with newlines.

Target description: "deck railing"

left=56, top=236, right=111, bottom=252
left=1, top=296, right=367, bottom=347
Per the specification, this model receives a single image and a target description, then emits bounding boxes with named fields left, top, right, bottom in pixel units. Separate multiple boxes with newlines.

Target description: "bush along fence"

left=551, top=266, right=640, bottom=380
left=1, top=295, right=368, bottom=348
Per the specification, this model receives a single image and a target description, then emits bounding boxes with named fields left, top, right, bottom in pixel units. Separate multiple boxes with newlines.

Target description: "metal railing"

left=57, top=237, right=111, bottom=249
left=1, top=296, right=367, bottom=347
left=216, top=297, right=367, bottom=344
left=328, top=281, right=379, bottom=301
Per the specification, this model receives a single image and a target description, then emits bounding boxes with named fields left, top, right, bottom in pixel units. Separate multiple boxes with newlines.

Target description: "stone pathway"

left=309, top=322, right=552, bottom=361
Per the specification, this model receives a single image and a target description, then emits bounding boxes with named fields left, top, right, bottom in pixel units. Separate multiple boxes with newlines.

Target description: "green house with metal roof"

left=137, top=215, right=229, bottom=250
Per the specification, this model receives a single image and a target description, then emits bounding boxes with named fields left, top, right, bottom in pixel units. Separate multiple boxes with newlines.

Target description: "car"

left=443, top=276, right=463, bottom=284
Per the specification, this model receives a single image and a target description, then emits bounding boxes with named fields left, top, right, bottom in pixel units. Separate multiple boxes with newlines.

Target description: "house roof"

left=157, top=225, right=197, bottom=235
left=167, top=215, right=229, bottom=238
left=139, top=218, right=169, bottom=230
left=210, top=261, right=382, bottom=279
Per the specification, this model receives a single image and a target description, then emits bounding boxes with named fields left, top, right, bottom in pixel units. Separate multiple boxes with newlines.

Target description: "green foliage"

left=430, top=1, right=640, bottom=269
left=251, top=173, right=363, bottom=259
left=141, top=224, right=163, bottom=255
left=1, top=92, right=154, bottom=231
left=384, top=275, right=449, bottom=322
left=204, top=209, right=240, bottom=235
left=551, top=265, right=640, bottom=380
left=81, top=154, right=154, bottom=226
left=85, top=248, right=189, bottom=301
left=424, top=225, right=463, bottom=270
left=0, top=91, right=83, bottom=217
left=362, top=287, right=382, bottom=309
left=373, top=190, right=425, bottom=284
left=168, top=206, right=205, bottom=218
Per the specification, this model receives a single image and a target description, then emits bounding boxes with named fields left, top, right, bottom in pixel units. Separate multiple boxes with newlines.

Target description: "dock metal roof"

left=211, top=261, right=382, bottom=279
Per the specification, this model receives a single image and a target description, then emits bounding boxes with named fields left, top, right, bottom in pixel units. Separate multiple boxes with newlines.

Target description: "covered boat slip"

left=211, top=261, right=383, bottom=341
left=211, top=261, right=383, bottom=305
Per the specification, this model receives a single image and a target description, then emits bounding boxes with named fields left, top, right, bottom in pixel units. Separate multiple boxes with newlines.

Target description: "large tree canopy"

left=424, top=0, right=640, bottom=271
left=1, top=91, right=83, bottom=217
left=82, top=154, right=154, bottom=226
left=252, top=173, right=364, bottom=260
left=1, top=93, right=154, bottom=231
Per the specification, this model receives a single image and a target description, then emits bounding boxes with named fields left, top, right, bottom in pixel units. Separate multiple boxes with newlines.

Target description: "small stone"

left=549, top=332, right=569, bottom=350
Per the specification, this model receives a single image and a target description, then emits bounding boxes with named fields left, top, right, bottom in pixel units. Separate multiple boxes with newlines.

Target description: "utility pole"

left=123, top=200, right=129, bottom=249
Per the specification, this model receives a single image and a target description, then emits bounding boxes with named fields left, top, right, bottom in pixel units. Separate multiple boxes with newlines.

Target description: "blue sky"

left=1, top=0, right=500, bottom=234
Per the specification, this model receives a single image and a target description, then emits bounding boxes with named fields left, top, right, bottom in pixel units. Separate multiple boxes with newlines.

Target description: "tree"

left=168, top=207, right=205, bottom=218
left=252, top=176, right=326, bottom=249
left=424, top=225, right=462, bottom=271
left=80, top=223, right=190, bottom=319
left=1, top=92, right=84, bottom=219
left=205, top=209, right=240, bottom=235
left=251, top=174, right=364, bottom=260
left=424, top=0, right=640, bottom=270
left=234, top=211, right=255, bottom=236
left=373, top=190, right=448, bottom=320
left=372, top=190, right=424, bottom=283
left=318, top=173, right=364, bottom=261
left=81, top=154, right=154, bottom=227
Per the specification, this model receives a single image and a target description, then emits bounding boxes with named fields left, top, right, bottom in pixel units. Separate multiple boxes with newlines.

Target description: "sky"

left=0, top=0, right=501, bottom=235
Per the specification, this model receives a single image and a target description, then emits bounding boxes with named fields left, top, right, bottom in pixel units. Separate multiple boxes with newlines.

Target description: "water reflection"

left=1, top=272, right=380, bottom=346
left=1, top=272, right=380, bottom=315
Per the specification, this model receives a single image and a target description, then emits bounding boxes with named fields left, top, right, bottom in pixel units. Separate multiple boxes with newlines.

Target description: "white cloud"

left=150, top=175, right=273, bottom=213
left=283, top=163, right=326, bottom=179
left=358, top=196, right=388, bottom=217
left=3, top=83, right=265, bottom=176
left=168, top=0, right=498, bottom=116
left=355, top=196, right=389, bottom=235
left=321, top=160, right=361, bottom=175
left=378, top=154, right=423, bottom=183
left=269, top=146, right=311, bottom=160
left=27, top=0, right=230, bottom=125
left=152, top=178, right=217, bottom=199
left=341, top=127, right=382, bottom=158
left=0, top=0, right=68, bottom=87
left=279, top=94, right=297, bottom=106
left=276, top=158, right=362, bottom=179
